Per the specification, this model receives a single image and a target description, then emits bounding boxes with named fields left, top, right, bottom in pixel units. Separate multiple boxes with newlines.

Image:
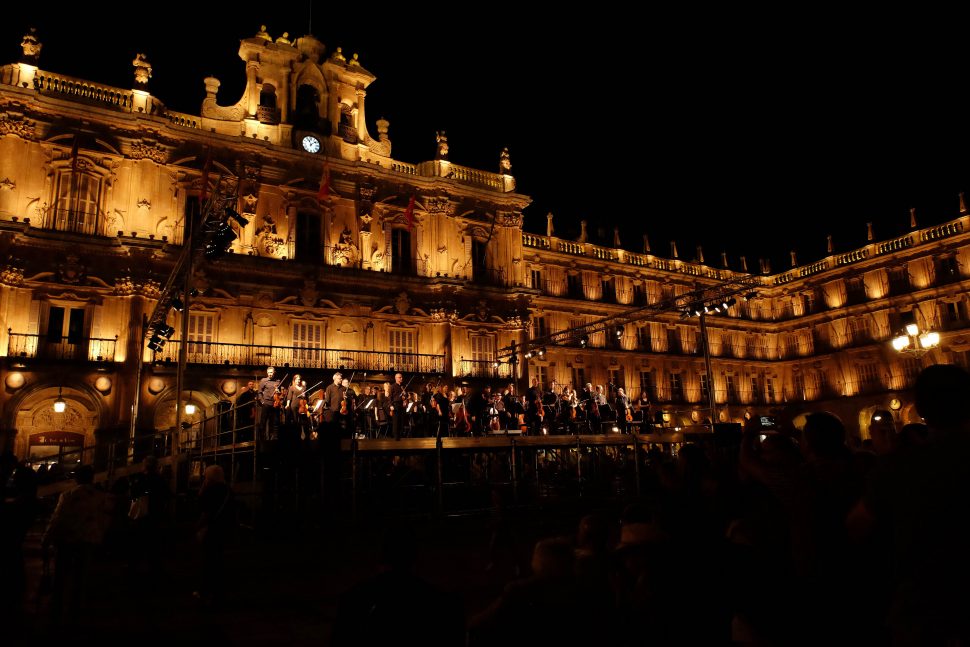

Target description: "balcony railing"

left=459, top=359, right=514, bottom=380
left=152, top=340, right=444, bottom=374
left=45, top=209, right=100, bottom=236
left=7, top=332, right=117, bottom=361
left=470, top=267, right=507, bottom=287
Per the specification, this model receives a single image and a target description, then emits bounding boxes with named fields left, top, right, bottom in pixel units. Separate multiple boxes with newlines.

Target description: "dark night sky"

left=4, top=7, right=970, bottom=271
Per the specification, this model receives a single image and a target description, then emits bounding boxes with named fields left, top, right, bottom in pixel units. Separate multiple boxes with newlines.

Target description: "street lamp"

left=53, top=387, right=66, bottom=413
left=892, top=323, right=940, bottom=357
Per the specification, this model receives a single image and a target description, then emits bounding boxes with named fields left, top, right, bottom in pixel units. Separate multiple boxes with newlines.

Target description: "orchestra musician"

left=635, top=390, right=652, bottom=428
left=526, top=377, right=543, bottom=435
left=341, top=378, right=357, bottom=437
left=322, top=372, right=344, bottom=431
left=234, top=380, right=258, bottom=442
left=389, top=373, right=405, bottom=440
left=256, top=366, right=280, bottom=441
left=432, top=384, right=450, bottom=439
left=615, top=387, right=631, bottom=434
left=378, top=382, right=392, bottom=437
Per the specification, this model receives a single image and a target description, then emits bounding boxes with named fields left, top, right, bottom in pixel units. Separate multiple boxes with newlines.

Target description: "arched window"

left=294, top=85, right=321, bottom=131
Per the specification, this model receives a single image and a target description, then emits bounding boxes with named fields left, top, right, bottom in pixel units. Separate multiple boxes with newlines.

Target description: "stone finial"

left=255, top=25, right=272, bottom=41
left=721, top=251, right=728, bottom=268
left=961, top=192, right=968, bottom=214
left=20, top=28, right=42, bottom=63
left=696, top=245, right=704, bottom=264
left=275, top=32, right=292, bottom=45
left=826, top=234, right=833, bottom=254
left=132, top=53, right=152, bottom=87
left=499, top=147, right=512, bottom=175
left=376, top=117, right=390, bottom=141
left=740, top=256, right=748, bottom=272
left=204, top=76, right=221, bottom=100
left=332, top=46, right=346, bottom=63
left=670, top=241, right=679, bottom=259
left=349, top=53, right=361, bottom=67
left=866, top=222, right=874, bottom=241
left=435, top=131, right=449, bottom=160
left=578, top=220, right=588, bottom=243
left=613, top=227, right=621, bottom=248
left=790, top=250, right=798, bottom=267
left=546, top=212, right=555, bottom=237
left=909, top=207, right=917, bottom=229
left=642, top=234, right=651, bottom=253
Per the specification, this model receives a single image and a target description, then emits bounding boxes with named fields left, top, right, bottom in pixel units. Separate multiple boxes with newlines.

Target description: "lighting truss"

left=499, top=274, right=762, bottom=361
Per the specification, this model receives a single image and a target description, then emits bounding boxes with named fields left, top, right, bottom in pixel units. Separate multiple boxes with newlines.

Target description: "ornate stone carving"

left=136, top=198, right=151, bottom=211
left=424, top=196, right=453, bottom=217
left=332, top=228, right=360, bottom=267
left=0, top=111, right=36, bottom=139
left=496, top=211, right=523, bottom=228
left=57, top=255, right=86, bottom=284
left=20, top=28, right=42, bottom=63
left=243, top=164, right=261, bottom=181
left=499, top=147, right=511, bottom=174
left=114, top=276, right=137, bottom=295
left=0, top=265, right=24, bottom=286
left=141, top=279, right=161, bottom=299
left=475, top=300, right=490, bottom=321
left=0, top=178, right=15, bottom=191
left=359, top=212, right=373, bottom=233
left=132, top=53, right=152, bottom=87
left=435, top=131, right=449, bottom=160
left=394, top=291, right=410, bottom=315
left=242, top=193, right=258, bottom=214
left=299, top=280, right=319, bottom=307
left=255, top=25, right=272, bottom=41
left=130, top=140, right=167, bottom=163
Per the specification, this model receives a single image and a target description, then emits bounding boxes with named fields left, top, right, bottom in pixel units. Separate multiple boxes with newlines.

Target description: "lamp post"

left=891, top=323, right=940, bottom=358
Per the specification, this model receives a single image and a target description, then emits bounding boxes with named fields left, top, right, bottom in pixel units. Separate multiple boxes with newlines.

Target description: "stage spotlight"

left=171, top=296, right=184, bottom=312
left=155, top=324, right=175, bottom=339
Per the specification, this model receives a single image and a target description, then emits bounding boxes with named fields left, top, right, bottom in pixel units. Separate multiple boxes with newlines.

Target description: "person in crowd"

left=127, top=455, right=171, bottom=590
left=193, top=465, right=234, bottom=607
left=43, top=465, right=111, bottom=624
left=234, top=380, right=258, bottom=441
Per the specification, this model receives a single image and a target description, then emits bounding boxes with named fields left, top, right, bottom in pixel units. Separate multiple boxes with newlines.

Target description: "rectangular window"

left=857, top=363, right=880, bottom=391
left=793, top=372, right=805, bottom=401
left=45, top=306, right=85, bottom=345
left=533, top=365, right=548, bottom=390
left=608, top=368, right=624, bottom=391
left=667, top=328, right=680, bottom=354
left=846, top=277, right=867, bottom=304
left=292, top=321, right=323, bottom=363
left=765, top=376, right=776, bottom=402
left=296, top=212, right=321, bottom=262
left=639, top=370, right=656, bottom=401
left=601, top=278, right=616, bottom=303
left=633, top=283, right=647, bottom=306
left=469, top=334, right=496, bottom=363
left=54, top=171, right=100, bottom=235
left=936, top=256, right=960, bottom=283
left=567, top=274, right=583, bottom=299
left=726, top=374, right=738, bottom=403
left=530, top=269, right=542, bottom=290
left=700, top=373, right=710, bottom=402
left=637, top=326, right=651, bottom=351
left=888, top=267, right=910, bottom=294
left=750, top=376, right=761, bottom=403
left=669, top=372, right=683, bottom=402
left=572, top=367, right=586, bottom=392
left=390, top=229, right=414, bottom=275
left=531, top=316, right=548, bottom=340
left=901, top=357, right=922, bottom=384
left=187, top=313, right=215, bottom=357
left=389, top=328, right=416, bottom=371
left=850, top=317, right=871, bottom=344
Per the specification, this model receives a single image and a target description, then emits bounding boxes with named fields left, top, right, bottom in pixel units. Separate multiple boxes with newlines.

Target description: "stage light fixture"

left=225, top=207, right=249, bottom=227
left=171, top=296, right=184, bottom=312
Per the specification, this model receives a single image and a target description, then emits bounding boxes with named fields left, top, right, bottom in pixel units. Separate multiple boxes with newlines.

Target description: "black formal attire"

left=234, top=387, right=257, bottom=442
left=389, top=382, right=405, bottom=440
left=432, top=392, right=450, bottom=438
left=256, top=377, right=280, bottom=441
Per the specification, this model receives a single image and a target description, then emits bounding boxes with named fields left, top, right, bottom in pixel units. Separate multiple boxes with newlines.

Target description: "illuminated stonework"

left=0, top=28, right=967, bottom=459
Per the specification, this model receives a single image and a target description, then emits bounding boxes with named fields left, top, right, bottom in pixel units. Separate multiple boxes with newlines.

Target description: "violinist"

left=615, top=387, right=631, bottom=434
left=526, top=377, right=543, bottom=435
left=635, top=390, right=652, bottom=427
left=285, top=374, right=307, bottom=437
left=256, top=366, right=280, bottom=441
left=340, top=378, right=357, bottom=437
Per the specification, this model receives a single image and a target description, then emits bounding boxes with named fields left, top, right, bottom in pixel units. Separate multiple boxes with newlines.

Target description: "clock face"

left=302, top=135, right=320, bottom=153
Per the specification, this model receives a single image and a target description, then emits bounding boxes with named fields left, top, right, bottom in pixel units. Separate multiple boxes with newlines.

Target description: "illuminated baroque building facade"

left=0, top=27, right=967, bottom=462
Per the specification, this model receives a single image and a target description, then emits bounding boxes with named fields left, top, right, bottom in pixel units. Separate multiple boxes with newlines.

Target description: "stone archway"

left=13, top=386, right=101, bottom=464
left=152, top=389, right=225, bottom=451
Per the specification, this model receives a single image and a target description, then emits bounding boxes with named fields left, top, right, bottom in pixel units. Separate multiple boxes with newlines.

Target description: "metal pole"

left=172, top=215, right=194, bottom=488
left=128, top=313, right=147, bottom=461
left=698, top=312, right=717, bottom=427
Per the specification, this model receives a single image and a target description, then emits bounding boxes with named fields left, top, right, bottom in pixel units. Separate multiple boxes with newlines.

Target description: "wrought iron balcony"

left=151, top=340, right=444, bottom=374
left=6, top=331, right=117, bottom=362
left=459, top=359, right=514, bottom=380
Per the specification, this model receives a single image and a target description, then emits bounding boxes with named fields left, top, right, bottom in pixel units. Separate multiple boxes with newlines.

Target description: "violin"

left=519, top=412, right=529, bottom=433
left=625, top=408, right=633, bottom=423
left=273, top=373, right=290, bottom=408
left=298, top=395, right=309, bottom=417
left=454, top=402, right=472, bottom=434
